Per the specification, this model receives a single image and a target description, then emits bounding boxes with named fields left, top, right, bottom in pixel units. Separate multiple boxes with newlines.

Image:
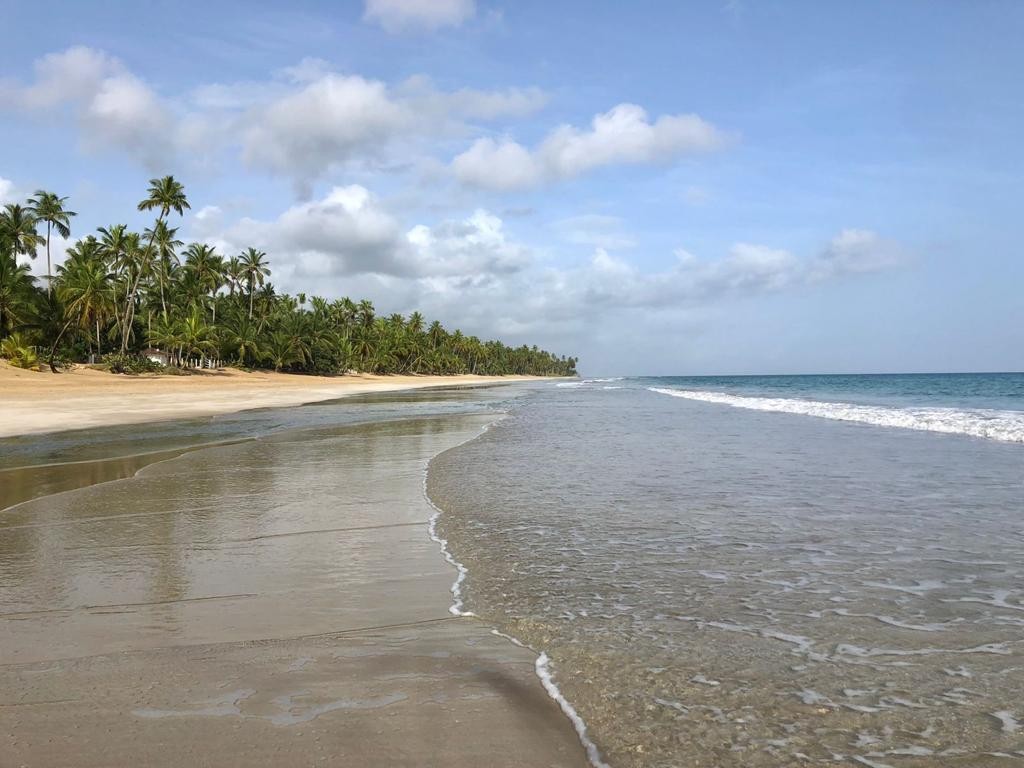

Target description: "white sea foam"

left=557, top=377, right=624, bottom=389
left=992, top=710, right=1021, bottom=734
left=536, top=653, right=611, bottom=768
left=648, top=387, right=1024, bottom=443
left=423, top=420, right=609, bottom=768
left=423, top=422, right=505, bottom=617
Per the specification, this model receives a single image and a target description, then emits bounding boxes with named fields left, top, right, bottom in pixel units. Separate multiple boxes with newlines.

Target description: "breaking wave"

left=649, top=388, right=1024, bottom=443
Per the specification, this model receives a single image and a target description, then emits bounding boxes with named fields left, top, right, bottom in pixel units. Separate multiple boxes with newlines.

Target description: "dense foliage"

left=0, top=177, right=578, bottom=376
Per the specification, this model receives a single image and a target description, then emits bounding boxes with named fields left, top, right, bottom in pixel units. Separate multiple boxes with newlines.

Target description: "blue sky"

left=1, top=0, right=1021, bottom=375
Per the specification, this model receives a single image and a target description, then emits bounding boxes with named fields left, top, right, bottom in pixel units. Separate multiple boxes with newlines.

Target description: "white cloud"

left=406, top=210, right=531, bottom=276
left=2, top=46, right=188, bottom=170
left=80, top=72, right=174, bottom=166
left=555, top=214, right=636, bottom=250
left=194, top=185, right=897, bottom=361
left=812, top=228, right=903, bottom=279
left=363, top=0, right=476, bottom=33
left=241, top=74, right=411, bottom=192
left=11, top=46, right=119, bottom=109
left=453, top=103, right=727, bottom=190
left=204, top=185, right=534, bottom=283
left=4, top=47, right=549, bottom=190
left=211, top=186, right=407, bottom=277
left=0, top=177, right=19, bottom=204
left=397, top=75, right=548, bottom=120
left=241, top=75, right=549, bottom=194
left=451, top=138, right=544, bottom=191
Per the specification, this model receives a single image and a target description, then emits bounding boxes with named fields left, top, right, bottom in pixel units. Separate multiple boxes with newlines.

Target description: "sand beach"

left=0, top=362, right=547, bottom=437
left=0, top=379, right=589, bottom=767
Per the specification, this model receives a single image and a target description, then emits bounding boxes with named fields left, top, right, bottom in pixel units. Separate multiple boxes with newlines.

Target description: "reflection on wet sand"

left=0, top=398, right=587, bottom=767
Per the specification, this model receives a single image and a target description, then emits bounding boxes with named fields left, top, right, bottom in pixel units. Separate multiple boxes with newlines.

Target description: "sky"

left=1, top=0, right=1021, bottom=375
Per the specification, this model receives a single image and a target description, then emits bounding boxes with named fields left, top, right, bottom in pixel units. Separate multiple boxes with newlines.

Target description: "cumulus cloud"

left=201, top=185, right=531, bottom=283
left=453, top=103, right=727, bottom=190
left=452, top=138, right=544, bottom=191
left=1, top=46, right=202, bottom=170
left=407, top=210, right=531, bottom=276
left=363, top=0, right=476, bottom=32
left=241, top=74, right=411, bottom=192
left=240, top=74, right=548, bottom=194
left=812, top=228, right=904, bottom=279
left=193, top=184, right=898, bottom=358
left=210, top=186, right=407, bottom=277
left=4, top=47, right=549, bottom=191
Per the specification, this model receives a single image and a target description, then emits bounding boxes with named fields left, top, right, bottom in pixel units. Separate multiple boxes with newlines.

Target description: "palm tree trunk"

left=120, top=208, right=165, bottom=353
left=45, top=222, right=52, bottom=296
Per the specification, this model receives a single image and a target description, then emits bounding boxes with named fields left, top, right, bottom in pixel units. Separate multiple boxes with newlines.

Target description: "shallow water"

left=0, top=385, right=530, bottom=662
left=429, top=377, right=1024, bottom=767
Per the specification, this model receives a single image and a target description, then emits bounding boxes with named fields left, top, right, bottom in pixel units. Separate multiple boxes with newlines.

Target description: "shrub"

left=0, top=333, right=40, bottom=370
left=102, top=352, right=166, bottom=375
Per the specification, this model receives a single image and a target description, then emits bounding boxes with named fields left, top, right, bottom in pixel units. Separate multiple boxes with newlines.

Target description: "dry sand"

left=0, top=361, right=546, bottom=438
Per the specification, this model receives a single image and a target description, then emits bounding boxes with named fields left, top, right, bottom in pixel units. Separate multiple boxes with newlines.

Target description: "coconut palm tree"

left=225, top=256, right=243, bottom=296
left=264, top=330, right=304, bottom=371
left=145, top=220, right=183, bottom=321
left=238, top=248, right=270, bottom=320
left=27, top=191, right=76, bottom=295
left=222, top=312, right=263, bottom=365
left=55, top=243, right=115, bottom=357
left=177, top=308, right=217, bottom=364
left=0, top=248, right=37, bottom=335
left=121, top=176, right=189, bottom=352
left=0, top=204, right=44, bottom=261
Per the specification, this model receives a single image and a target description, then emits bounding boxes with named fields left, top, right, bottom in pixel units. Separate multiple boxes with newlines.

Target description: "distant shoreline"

left=0, top=362, right=556, bottom=438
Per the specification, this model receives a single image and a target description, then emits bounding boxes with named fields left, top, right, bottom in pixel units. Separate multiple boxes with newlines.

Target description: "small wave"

left=423, top=422, right=609, bottom=768
left=535, top=653, right=611, bottom=768
left=556, top=378, right=624, bottom=389
left=648, top=388, right=1024, bottom=443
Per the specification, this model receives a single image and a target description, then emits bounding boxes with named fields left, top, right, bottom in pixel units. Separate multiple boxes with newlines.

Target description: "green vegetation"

left=0, top=177, right=578, bottom=376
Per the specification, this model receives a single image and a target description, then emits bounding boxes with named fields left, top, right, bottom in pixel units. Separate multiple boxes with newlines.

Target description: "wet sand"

left=0, top=407, right=588, bottom=766
left=0, top=361, right=547, bottom=437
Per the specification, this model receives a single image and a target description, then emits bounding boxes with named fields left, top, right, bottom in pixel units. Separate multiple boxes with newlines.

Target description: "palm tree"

left=264, top=330, right=304, bottom=371
left=27, top=191, right=76, bottom=295
left=177, top=308, right=216, bottom=364
left=121, top=176, right=189, bottom=352
left=223, top=314, right=263, bottom=365
left=0, top=204, right=44, bottom=261
left=225, top=256, right=244, bottom=296
left=0, top=248, right=37, bottom=335
left=55, top=244, right=114, bottom=357
left=239, top=247, right=270, bottom=320
left=183, top=243, right=224, bottom=323
left=145, top=220, right=183, bottom=321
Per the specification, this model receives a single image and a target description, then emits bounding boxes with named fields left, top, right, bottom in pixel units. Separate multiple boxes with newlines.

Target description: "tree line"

left=0, top=177, right=578, bottom=377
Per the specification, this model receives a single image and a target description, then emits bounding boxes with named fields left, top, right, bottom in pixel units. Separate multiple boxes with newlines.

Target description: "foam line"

left=649, top=387, right=1024, bottom=443
left=422, top=419, right=611, bottom=768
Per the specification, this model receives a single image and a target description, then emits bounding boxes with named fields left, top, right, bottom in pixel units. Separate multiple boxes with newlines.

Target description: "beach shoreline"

left=0, top=361, right=553, bottom=438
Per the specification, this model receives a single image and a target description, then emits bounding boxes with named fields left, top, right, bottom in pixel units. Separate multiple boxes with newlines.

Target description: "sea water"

left=428, top=373, right=1024, bottom=767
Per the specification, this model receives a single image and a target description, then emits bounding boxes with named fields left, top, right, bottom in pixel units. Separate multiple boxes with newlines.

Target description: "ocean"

left=427, top=373, right=1024, bottom=767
